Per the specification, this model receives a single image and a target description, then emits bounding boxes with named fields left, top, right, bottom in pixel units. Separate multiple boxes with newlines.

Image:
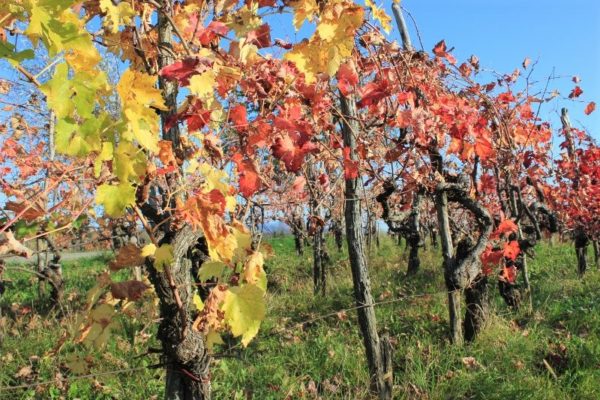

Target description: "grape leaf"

left=96, top=182, right=136, bottom=217
left=222, top=284, right=265, bottom=346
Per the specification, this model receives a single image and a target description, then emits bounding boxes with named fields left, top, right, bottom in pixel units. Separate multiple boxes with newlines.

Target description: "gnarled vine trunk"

left=574, top=228, right=589, bottom=277
left=464, top=274, right=489, bottom=342
left=435, top=180, right=493, bottom=344
left=341, top=95, right=392, bottom=399
left=407, top=189, right=424, bottom=276
left=146, top=227, right=211, bottom=400
left=332, top=219, right=344, bottom=252
left=291, top=215, right=304, bottom=256
left=151, top=3, right=211, bottom=398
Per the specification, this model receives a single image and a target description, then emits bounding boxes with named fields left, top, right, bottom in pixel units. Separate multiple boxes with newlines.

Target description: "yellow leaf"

left=243, top=252, right=266, bottom=291
left=284, top=3, right=364, bottom=82
left=96, top=182, right=136, bottom=217
left=206, top=328, right=224, bottom=350
left=290, top=0, right=319, bottom=30
left=80, top=303, right=117, bottom=348
left=192, top=293, right=204, bottom=311
left=141, top=243, right=157, bottom=257
left=114, top=141, right=146, bottom=183
left=189, top=70, right=215, bottom=103
left=226, top=3, right=262, bottom=37
left=94, top=141, right=113, bottom=177
left=365, top=0, right=391, bottom=34
left=222, top=284, right=265, bottom=346
left=154, top=244, right=174, bottom=271
left=100, top=0, right=135, bottom=34
left=117, top=69, right=166, bottom=152
left=198, top=163, right=231, bottom=194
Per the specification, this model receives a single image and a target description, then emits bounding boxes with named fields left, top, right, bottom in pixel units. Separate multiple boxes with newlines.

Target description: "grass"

left=1, top=236, right=599, bottom=399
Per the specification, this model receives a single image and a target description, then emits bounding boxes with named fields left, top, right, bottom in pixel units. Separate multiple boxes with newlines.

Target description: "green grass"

left=1, top=236, right=599, bottom=399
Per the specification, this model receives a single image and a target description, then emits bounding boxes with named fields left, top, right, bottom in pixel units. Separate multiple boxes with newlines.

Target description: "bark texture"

left=341, top=95, right=392, bottom=399
left=435, top=181, right=493, bottom=344
left=146, top=227, right=211, bottom=400
left=151, top=3, right=211, bottom=398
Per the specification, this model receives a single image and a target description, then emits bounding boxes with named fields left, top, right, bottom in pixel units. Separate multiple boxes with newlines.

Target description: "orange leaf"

left=232, top=153, right=261, bottom=197
left=433, top=40, right=447, bottom=56
left=343, top=147, right=359, bottom=179
left=337, top=61, right=359, bottom=97
left=503, top=240, right=520, bottom=261
left=584, top=101, right=596, bottom=115
left=493, top=219, right=518, bottom=238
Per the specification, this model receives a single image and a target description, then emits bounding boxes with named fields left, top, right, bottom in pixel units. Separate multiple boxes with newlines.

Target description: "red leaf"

left=433, top=40, right=447, bottom=56
left=432, top=40, right=456, bottom=64
left=503, top=240, right=520, bottom=261
left=481, top=247, right=504, bottom=274
left=584, top=101, right=596, bottom=115
left=497, top=91, right=515, bottom=104
left=568, top=86, right=583, bottom=99
left=318, top=173, right=329, bottom=187
left=247, top=24, right=271, bottom=48
left=500, top=265, right=517, bottom=283
left=165, top=99, right=211, bottom=132
left=274, top=38, right=293, bottom=50
left=474, top=137, right=494, bottom=160
left=159, top=58, right=203, bottom=86
left=187, top=110, right=212, bottom=132
left=291, top=176, right=306, bottom=194
left=337, top=61, right=359, bottom=97
left=343, top=147, right=359, bottom=179
left=357, top=80, right=390, bottom=108
left=271, top=134, right=318, bottom=172
left=493, top=219, right=519, bottom=238
left=232, top=153, right=261, bottom=197
left=229, top=105, right=248, bottom=131
left=197, top=21, right=229, bottom=46
left=459, top=62, right=472, bottom=77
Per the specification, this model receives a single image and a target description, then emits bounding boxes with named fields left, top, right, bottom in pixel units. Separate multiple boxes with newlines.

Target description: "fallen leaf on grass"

left=14, top=365, right=33, bottom=379
left=462, top=356, right=482, bottom=371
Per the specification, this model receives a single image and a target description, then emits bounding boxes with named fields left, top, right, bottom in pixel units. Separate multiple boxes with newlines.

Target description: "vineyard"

left=0, top=0, right=598, bottom=399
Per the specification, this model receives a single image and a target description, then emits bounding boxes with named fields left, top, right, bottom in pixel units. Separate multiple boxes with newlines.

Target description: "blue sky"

left=266, top=0, right=600, bottom=141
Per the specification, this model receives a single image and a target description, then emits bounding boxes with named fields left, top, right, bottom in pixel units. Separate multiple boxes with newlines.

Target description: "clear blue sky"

left=267, top=0, right=600, bottom=141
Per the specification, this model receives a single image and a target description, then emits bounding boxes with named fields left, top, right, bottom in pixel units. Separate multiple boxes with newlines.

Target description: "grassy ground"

left=1, top=235, right=599, bottom=399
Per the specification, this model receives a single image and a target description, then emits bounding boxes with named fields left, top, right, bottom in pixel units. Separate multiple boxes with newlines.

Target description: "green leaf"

left=114, top=141, right=146, bottom=183
left=0, top=41, right=34, bottom=62
left=222, top=284, right=265, bottom=346
left=25, top=0, right=84, bottom=55
left=41, top=63, right=72, bottom=118
left=95, top=182, right=135, bottom=217
left=13, top=220, right=39, bottom=239
left=72, top=214, right=87, bottom=230
left=198, top=260, right=226, bottom=281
